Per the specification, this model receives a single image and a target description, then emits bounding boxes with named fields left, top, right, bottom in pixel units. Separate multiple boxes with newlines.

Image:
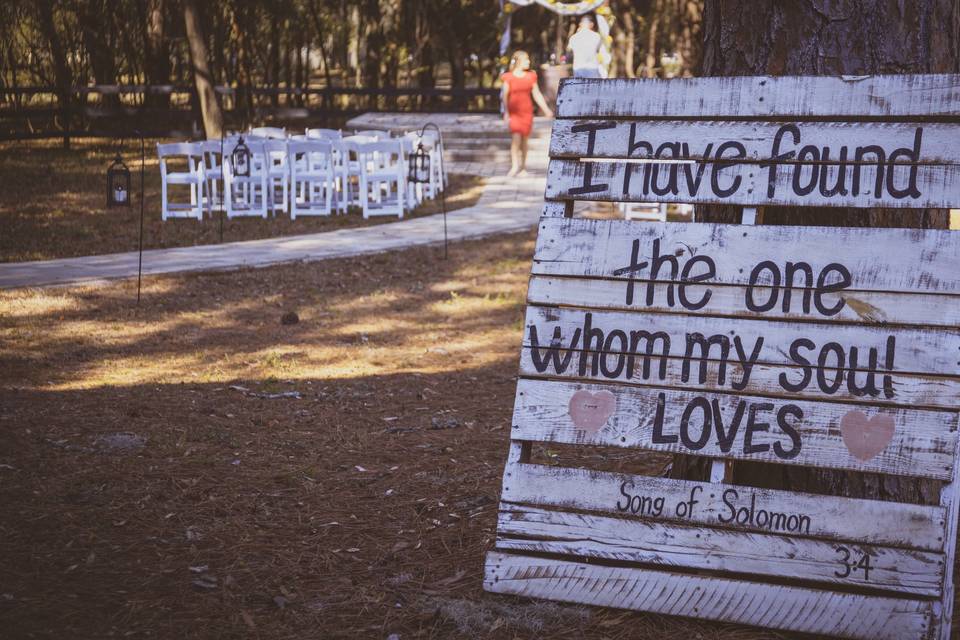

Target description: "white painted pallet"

left=484, top=74, right=960, bottom=640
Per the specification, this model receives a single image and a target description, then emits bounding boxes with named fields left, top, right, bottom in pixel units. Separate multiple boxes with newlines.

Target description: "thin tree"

left=183, top=0, right=223, bottom=139
left=35, top=0, right=72, bottom=148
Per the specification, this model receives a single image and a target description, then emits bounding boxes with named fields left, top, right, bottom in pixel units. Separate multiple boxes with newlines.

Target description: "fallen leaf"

left=241, top=610, right=256, bottom=630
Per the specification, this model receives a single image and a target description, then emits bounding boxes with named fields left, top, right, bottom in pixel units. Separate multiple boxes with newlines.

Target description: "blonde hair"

left=509, top=50, right=530, bottom=72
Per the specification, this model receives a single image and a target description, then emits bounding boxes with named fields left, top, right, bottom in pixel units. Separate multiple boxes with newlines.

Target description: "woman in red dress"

left=501, top=51, right=553, bottom=177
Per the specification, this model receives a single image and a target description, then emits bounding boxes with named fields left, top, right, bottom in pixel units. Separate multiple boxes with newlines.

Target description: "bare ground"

left=1, top=231, right=809, bottom=639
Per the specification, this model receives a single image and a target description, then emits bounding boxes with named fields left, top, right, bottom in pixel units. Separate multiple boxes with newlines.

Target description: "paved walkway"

left=0, top=164, right=545, bottom=290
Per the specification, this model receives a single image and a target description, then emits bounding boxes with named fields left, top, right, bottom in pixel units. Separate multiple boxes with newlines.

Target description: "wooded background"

left=0, top=0, right=702, bottom=139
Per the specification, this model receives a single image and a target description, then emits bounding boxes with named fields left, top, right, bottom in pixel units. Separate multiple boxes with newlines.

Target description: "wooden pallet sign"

left=484, top=74, right=960, bottom=640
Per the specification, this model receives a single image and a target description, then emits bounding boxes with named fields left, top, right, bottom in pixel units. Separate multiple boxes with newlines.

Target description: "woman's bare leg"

left=508, top=133, right=522, bottom=176
left=517, top=135, right=530, bottom=176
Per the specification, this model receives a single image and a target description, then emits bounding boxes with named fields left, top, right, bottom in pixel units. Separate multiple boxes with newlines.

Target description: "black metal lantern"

left=231, top=135, right=251, bottom=177
left=408, top=141, right=430, bottom=184
left=106, top=153, right=131, bottom=208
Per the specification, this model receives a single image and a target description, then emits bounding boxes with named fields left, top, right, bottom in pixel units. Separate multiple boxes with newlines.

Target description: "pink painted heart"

left=568, top=390, right=616, bottom=436
left=839, top=410, right=895, bottom=462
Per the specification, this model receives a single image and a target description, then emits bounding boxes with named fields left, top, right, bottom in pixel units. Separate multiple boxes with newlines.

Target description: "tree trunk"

left=677, top=0, right=701, bottom=76
left=644, top=0, right=663, bottom=77
left=183, top=0, right=223, bottom=139
left=36, top=0, right=72, bottom=148
left=142, top=0, right=171, bottom=110
left=307, top=1, right=336, bottom=118
left=269, top=8, right=280, bottom=109
left=77, top=0, right=119, bottom=109
left=672, top=0, right=957, bottom=506
left=622, top=10, right=636, bottom=78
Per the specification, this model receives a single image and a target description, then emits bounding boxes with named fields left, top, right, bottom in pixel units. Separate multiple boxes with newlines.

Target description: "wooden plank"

left=934, top=398, right=960, bottom=638
left=541, top=202, right=571, bottom=218
left=549, top=119, right=960, bottom=164
left=511, top=378, right=957, bottom=479
left=527, top=276, right=960, bottom=329
left=532, top=217, right=960, bottom=295
left=555, top=74, right=960, bottom=119
left=502, top=463, right=947, bottom=552
left=484, top=552, right=936, bottom=640
left=544, top=157, right=960, bottom=209
left=518, top=329, right=960, bottom=411
left=496, top=504, right=945, bottom=596
left=522, top=305, right=960, bottom=379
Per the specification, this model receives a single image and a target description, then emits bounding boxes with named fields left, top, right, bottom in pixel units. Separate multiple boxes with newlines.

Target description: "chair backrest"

left=157, top=142, right=204, bottom=176
left=223, top=139, right=267, bottom=177
left=289, top=140, right=334, bottom=173
left=357, top=140, right=403, bottom=172
left=342, top=134, right=376, bottom=144
left=261, top=139, right=288, bottom=165
left=249, top=126, right=286, bottom=139
left=157, top=142, right=203, bottom=159
left=485, top=74, right=960, bottom=640
left=305, top=128, right=342, bottom=140
left=358, top=129, right=392, bottom=140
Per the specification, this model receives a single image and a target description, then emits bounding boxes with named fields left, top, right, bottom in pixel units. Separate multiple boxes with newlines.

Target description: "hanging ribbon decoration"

left=506, top=0, right=606, bottom=15
left=498, top=1, right=613, bottom=73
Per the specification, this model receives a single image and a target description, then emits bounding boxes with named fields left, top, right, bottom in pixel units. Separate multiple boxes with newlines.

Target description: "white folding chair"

left=332, top=135, right=376, bottom=213
left=262, top=139, right=290, bottom=216
left=199, top=141, right=225, bottom=213
left=619, top=202, right=668, bottom=221
left=357, top=140, right=406, bottom=219
left=403, top=131, right=443, bottom=202
left=157, top=142, right=206, bottom=221
left=305, top=128, right=342, bottom=141
left=422, top=129, right=447, bottom=192
left=249, top=126, right=287, bottom=139
left=224, top=139, right=269, bottom=219
left=289, top=140, right=336, bottom=219
left=398, top=136, right=424, bottom=209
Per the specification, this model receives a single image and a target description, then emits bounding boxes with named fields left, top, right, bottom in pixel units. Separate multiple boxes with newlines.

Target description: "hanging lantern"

left=231, top=135, right=251, bottom=178
left=106, top=153, right=131, bottom=208
left=408, top=141, right=431, bottom=184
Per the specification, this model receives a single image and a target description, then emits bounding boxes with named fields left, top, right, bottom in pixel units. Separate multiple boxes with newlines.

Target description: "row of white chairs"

left=157, top=127, right=446, bottom=221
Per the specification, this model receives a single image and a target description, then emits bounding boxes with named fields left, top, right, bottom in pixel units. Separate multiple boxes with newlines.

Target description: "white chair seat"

left=166, top=172, right=203, bottom=185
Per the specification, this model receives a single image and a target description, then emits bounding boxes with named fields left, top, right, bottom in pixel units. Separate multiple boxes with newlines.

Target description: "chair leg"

left=161, top=179, right=168, bottom=221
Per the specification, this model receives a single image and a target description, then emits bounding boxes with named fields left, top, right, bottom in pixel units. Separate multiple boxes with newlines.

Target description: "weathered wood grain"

left=544, top=157, right=960, bottom=209
left=549, top=119, right=960, bottom=164
left=486, top=74, right=960, bottom=640
left=512, top=378, right=958, bottom=479
left=555, top=75, right=960, bottom=119
left=532, top=217, right=960, bottom=295
left=484, top=552, right=935, bottom=640
left=522, top=305, right=960, bottom=378
left=518, top=347, right=960, bottom=410
left=496, top=504, right=945, bottom=596
left=541, top=202, right=570, bottom=218
left=527, top=276, right=960, bottom=329
left=502, top=463, right=948, bottom=551
left=935, top=395, right=960, bottom=638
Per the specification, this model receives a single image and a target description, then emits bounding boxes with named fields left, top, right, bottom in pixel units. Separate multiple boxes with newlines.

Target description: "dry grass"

left=1, top=231, right=795, bottom=639
left=0, top=137, right=485, bottom=263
